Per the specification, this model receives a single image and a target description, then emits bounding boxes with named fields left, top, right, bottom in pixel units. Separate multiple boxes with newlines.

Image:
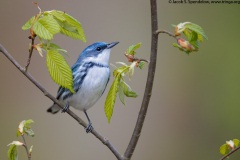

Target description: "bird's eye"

left=96, top=47, right=101, bottom=51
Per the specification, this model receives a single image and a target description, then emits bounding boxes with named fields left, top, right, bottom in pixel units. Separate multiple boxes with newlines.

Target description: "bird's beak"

left=107, top=42, right=119, bottom=49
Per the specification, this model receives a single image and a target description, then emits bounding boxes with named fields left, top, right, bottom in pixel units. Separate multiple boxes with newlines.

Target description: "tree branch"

left=219, top=145, right=240, bottom=160
left=123, top=0, right=159, bottom=159
left=22, top=134, right=31, bottom=160
left=25, top=36, right=35, bottom=71
left=156, top=30, right=177, bottom=40
left=0, top=44, right=123, bottom=160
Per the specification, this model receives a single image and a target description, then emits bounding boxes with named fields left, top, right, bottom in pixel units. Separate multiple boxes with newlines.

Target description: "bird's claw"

left=85, top=123, right=93, bottom=133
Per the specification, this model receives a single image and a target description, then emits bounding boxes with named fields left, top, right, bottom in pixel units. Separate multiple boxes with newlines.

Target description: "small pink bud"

left=177, top=38, right=195, bottom=51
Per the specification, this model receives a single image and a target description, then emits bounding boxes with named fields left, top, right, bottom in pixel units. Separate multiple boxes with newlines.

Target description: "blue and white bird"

left=47, top=41, right=119, bottom=133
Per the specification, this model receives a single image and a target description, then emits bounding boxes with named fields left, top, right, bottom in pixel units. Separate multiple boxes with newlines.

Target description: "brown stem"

left=22, top=134, right=31, bottom=160
left=25, top=36, right=35, bottom=71
left=0, top=44, right=123, bottom=160
left=156, top=30, right=177, bottom=40
left=123, top=0, right=159, bottom=159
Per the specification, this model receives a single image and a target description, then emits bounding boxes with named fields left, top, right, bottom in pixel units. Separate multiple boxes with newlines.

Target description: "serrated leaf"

left=22, top=16, right=35, bottom=30
left=17, top=119, right=34, bottom=137
left=49, top=10, right=66, bottom=22
left=105, top=76, right=120, bottom=123
left=233, top=139, right=240, bottom=147
left=51, top=10, right=86, bottom=42
left=113, top=65, right=130, bottom=77
left=122, top=81, right=138, bottom=98
left=219, top=144, right=230, bottom=155
left=127, top=43, right=142, bottom=55
left=46, top=50, right=74, bottom=93
left=42, top=43, right=68, bottom=57
left=138, top=61, right=145, bottom=69
left=118, top=81, right=125, bottom=105
left=8, top=144, right=18, bottom=160
left=33, top=15, right=60, bottom=40
left=185, top=23, right=208, bottom=40
left=175, top=22, right=208, bottom=41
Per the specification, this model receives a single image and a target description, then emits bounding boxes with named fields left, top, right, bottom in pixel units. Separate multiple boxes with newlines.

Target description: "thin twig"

left=156, top=30, right=177, bottom=40
left=25, top=36, right=35, bottom=71
left=123, top=0, right=159, bottom=159
left=0, top=44, right=123, bottom=160
left=21, top=135, right=31, bottom=160
left=124, top=54, right=149, bottom=63
left=219, top=145, right=240, bottom=160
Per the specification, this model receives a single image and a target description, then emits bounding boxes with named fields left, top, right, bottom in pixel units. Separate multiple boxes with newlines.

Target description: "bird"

left=47, top=41, right=119, bottom=133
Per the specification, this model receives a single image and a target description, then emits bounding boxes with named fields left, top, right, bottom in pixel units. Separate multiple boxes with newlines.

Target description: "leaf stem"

left=123, top=0, right=159, bottom=159
left=0, top=44, right=123, bottom=160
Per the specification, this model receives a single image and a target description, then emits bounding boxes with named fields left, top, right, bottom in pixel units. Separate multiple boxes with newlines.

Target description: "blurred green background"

left=1, top=0, right=240, bottom=160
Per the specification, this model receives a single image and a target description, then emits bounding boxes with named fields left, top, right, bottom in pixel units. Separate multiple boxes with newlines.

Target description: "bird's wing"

left=56, top=62, right=88, bottom=100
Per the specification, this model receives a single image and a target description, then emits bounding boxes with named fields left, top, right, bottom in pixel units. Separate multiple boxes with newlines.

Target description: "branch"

left=0, top=44, right=123, bottom=160
left=123, top=0, right=159, bottom=159
left=156, top=29, right=177, bottom=40
left=22, top=135, right=31, bottom=160
left=25, top=36, right=35, bottom=71
left=219, top=145, right=240, bottom=160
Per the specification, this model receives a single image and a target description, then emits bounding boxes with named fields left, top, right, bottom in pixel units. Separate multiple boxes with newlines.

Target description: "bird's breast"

left=68, top=66, right=110, bottom=111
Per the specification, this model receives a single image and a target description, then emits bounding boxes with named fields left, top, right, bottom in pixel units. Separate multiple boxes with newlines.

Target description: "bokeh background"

left=1, top=0, right=240, bottom=160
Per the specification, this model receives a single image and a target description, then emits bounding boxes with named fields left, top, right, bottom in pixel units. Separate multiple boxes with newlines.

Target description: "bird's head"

left=77, top=42, right=119, bottom=65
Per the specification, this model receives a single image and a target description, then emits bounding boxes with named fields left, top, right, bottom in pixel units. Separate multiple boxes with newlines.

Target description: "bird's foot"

left=61, top=102, right=69, bottom=113
left=85, top=123, right=93, bottom=133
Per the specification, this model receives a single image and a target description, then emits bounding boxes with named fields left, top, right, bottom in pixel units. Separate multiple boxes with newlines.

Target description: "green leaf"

left=105, top=76, right=120, bottom=123
left=219, top=144, right=230, bottom=155
left=49, top=10, right=66, bottom=21
left=46, top=50, right=74, bottom=93
left=42, top=43, right=68, bottom=57
left=17, top=119, right=34, bottom=137
left=113, top=65, right=130, bottom=77
left=127, top=43, right=142, bottom=55
left=7, top=144, right=18, bottom=160
left=22, top=16, right=35, bottom=30
left=185, top=22, right=208, bottom=40
left=118, top=81, right=125, bottom=105
left=50, top=10, right=86, bottom=42
left=23, top=119, right=34, bottom=137
left=121, top=81, right=138, bottom=98
left=233, top=139, right=240, bottom=147
left=138, top=61, right=145, bottom=69
left=33, top=15, right=60, bottom=40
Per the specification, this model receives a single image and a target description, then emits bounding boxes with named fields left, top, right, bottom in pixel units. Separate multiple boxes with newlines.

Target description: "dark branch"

left=22, top=134, right=31, bottom=160
left=25, top=36, right=35, bottom=71
left=123, top=0, right=159, bottom=159
left=219, top=145, right=240, bottom=160
left=0, top=44, right=123, bottom=160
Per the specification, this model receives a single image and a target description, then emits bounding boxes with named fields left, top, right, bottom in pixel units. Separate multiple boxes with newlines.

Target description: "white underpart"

left=64, top=49, right=111, bottom=111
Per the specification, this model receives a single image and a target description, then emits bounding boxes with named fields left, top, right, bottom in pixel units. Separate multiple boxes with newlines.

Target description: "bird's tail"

left=47, top=104, right=61, bottom=114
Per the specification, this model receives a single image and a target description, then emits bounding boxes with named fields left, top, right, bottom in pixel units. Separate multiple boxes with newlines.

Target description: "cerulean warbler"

left=47, top=42, right=119, bottom=133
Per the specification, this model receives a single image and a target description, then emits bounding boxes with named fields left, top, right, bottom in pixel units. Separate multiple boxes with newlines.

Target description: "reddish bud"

left=177, top=38, right=195, bottom=51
